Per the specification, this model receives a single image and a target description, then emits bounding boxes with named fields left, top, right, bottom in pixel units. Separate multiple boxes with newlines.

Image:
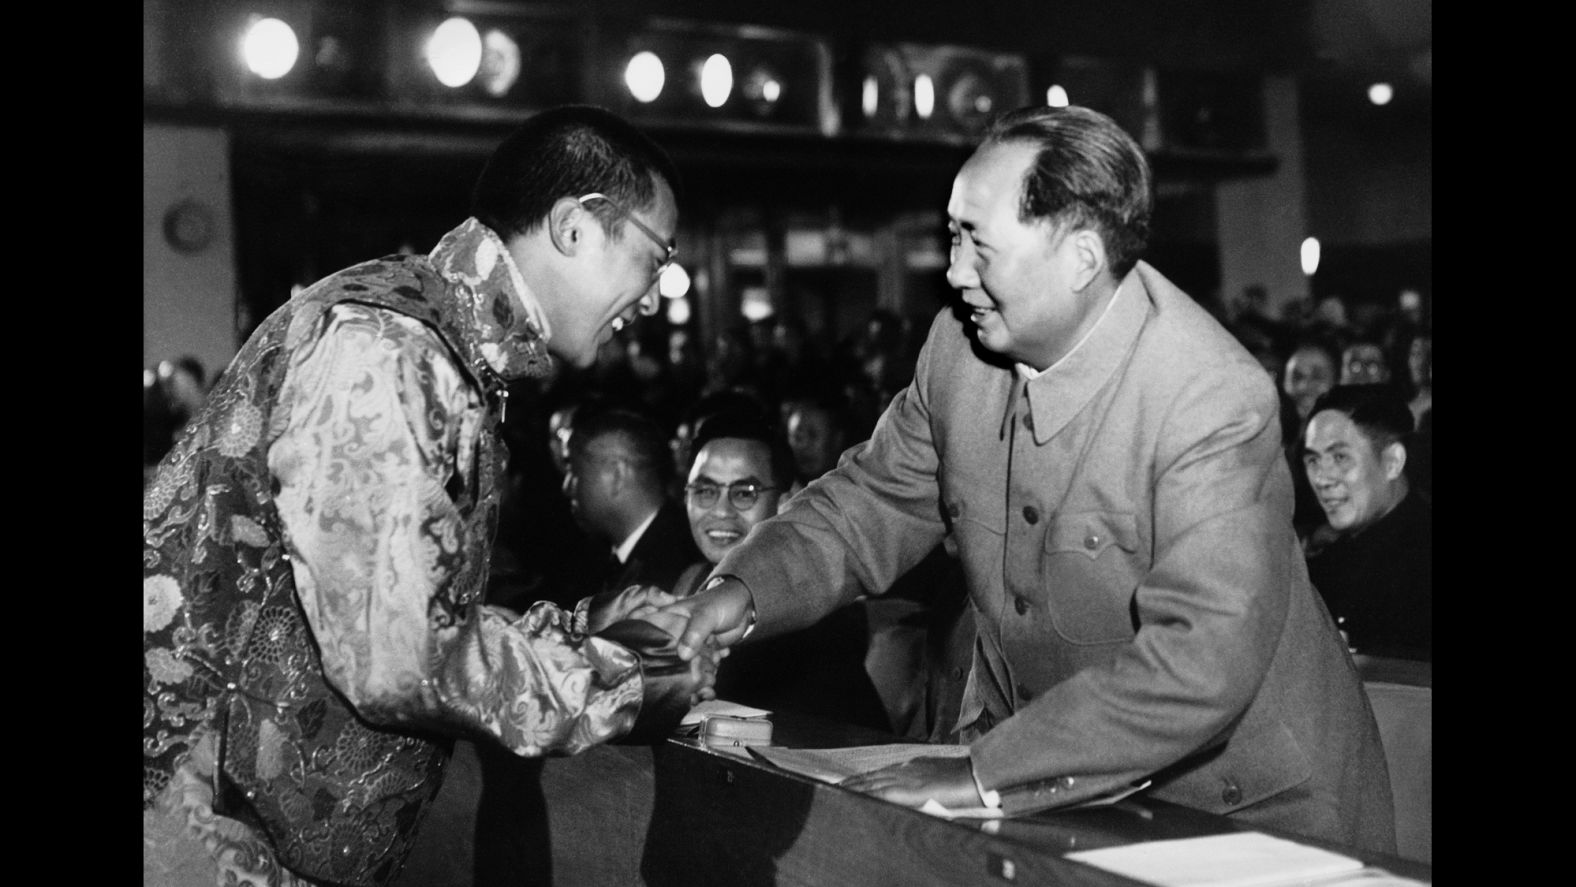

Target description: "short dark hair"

left=472, top=105, right=683, bottom=241
left=1310, top=384, right=1414, bottom=452
left=981, top=105, right=1153, bottom=277
left=570, top=405, right=674, bottom=485
left=689, top=412, right=797, bottom=490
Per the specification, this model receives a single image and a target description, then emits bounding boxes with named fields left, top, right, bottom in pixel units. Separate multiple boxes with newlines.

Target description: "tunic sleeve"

left=268, top=303, right=642, bottom=755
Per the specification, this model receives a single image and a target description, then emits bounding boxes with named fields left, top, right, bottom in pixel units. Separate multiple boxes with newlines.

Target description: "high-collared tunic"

left=143, top=219, right=644, bottom=886
left=716, top=261, right=1396, bottom=852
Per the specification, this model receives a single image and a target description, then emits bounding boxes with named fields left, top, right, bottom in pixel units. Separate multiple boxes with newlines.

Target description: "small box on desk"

left=700, top=715, right=774, bottom=749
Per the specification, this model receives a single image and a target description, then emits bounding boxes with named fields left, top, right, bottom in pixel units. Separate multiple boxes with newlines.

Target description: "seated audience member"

left=1283, top=339, right=1340, bottom=426
left=1405, top=331, right=1432, bottom=426
left=670, top=387, right=776, bottom=493
left=565, top=405, right=701, bottom=593
left=1402, top=331, right=1432, bottom=501
left=1302, top=385, right=1432, bottom=662
left=1282, top=339, right=1341, bottom=538
left=143, top=356, right=211, bottom=486
left=782, top=389, right=853, bottom=486
left=1339, top=339, right=1392, bottom=386
left=674, top=411, right=891, bottom=732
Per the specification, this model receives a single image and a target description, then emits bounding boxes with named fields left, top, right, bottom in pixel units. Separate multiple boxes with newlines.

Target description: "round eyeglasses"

left=684, top=481, right=778, bottom=511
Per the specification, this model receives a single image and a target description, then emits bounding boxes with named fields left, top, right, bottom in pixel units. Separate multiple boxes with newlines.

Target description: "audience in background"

left=1283, top=339, right=1340, bottom=427
left=1340, top=338, right=1392, bottom=386
left=1301, top=384, right=1431, bottom=662
left=1280, top=338, right=1343, bottom=538
left=782, top=388, right=854, bottom=486
left=141, top=355, right=209, bottom=487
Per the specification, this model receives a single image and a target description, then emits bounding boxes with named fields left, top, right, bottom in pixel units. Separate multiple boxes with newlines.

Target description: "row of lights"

left=236, top=14, right=1397, bottom=127
left=239, top=14, right=793, bottom=116
left=624, top=50, right=784, bottom=112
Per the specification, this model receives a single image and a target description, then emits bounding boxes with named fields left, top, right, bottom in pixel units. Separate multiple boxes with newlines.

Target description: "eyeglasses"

left=577, top=191, right=676, bottom=285
left=684, top=480, right=778, bottom=511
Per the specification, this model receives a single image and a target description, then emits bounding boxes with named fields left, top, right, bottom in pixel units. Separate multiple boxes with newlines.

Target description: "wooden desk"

left=531, top=710, right=1433, bottom=887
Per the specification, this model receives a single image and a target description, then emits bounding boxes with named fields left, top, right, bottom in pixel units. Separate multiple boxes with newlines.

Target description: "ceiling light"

left=427, top=17, right=482, bottom=88
left=626, top=51, right=665, bottom=102
left=241, top=17, right=300, bottom=80
left=701, top=53, right=734, bottom=108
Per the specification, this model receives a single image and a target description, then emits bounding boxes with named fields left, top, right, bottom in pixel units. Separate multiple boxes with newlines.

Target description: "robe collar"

left=429, top=217, right=555, bottom=383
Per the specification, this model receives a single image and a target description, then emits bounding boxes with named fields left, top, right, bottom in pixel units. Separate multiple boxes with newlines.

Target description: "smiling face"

left=1302, top=409, right=1406, bottom=534
left=1284, top=346, right=1336, bottom=421
left=541, top=178, right=679, bottom=369
left=684, top=437, right=782, bottom=564
left=946, top=140, right=1102, bottom=369
left=1340, top=343, right=1390, bottom=386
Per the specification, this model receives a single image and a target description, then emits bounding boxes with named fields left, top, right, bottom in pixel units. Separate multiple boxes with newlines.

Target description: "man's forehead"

left=1305, top=412, right=1369, bottom=448
left=693, top=438, right=771, bottom=471
left=949, top=142, right=1034, bottom=220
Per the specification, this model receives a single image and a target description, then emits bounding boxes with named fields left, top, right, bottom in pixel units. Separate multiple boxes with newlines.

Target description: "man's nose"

left=946, top=255, right=977, bottom=290
left=637, top=286, right=661, bottom=317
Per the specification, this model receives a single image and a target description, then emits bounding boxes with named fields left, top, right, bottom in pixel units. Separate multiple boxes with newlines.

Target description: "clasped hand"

left=589, top=585, right=722, bottom=709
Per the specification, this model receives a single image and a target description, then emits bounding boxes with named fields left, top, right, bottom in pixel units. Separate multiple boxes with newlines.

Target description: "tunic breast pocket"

left=1041, top=511, right=1143, bottom=645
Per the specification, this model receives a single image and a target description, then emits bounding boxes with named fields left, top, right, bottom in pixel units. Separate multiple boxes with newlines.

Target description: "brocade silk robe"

left=143, top=219, right=644, bottom=886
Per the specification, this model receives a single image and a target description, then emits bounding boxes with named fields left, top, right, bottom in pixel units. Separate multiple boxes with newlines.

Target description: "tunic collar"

left=429, top=217, right=555, bottom=383
left=1005, top=263, right=1153, bottom=446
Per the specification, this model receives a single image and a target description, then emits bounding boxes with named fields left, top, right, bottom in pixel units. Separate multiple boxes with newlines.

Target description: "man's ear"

left=548, top=196, right=587, bottom=257
left=1068, top=228, right=1108, bottom=292
left=1382, top=440, right=1408, bottom=481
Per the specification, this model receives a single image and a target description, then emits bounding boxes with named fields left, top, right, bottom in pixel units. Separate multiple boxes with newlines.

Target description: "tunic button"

left=1016, top=683, right=1033, bottom=701
left=1083, top=533, right=1100, bottom=550
left=947, top=502, right=961, bottom=518
left=1060, top=776, right=1076, bottom=789
left=1013, top=596, right=1030, bottom=615
left=1222, top=782, right=1243, bottom=806
left=1023, top=506, right=1039, bottom=524
left=950, top=667, right=965, bottom=680
left=1022, top=413, right=1035, bottom=433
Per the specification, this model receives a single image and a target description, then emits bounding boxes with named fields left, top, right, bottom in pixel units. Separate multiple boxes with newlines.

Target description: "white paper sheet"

left=1064, top=831, right=1369, bottom=887
left=680, top=698, right=772, bottom=726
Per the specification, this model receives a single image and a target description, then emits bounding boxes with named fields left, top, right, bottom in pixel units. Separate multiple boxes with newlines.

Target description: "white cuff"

left=969, top=756, right=1001, bottom=809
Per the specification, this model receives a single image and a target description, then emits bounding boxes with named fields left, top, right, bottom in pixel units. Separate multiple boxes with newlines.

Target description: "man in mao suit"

left=660, top=106, right=1395, bottom=852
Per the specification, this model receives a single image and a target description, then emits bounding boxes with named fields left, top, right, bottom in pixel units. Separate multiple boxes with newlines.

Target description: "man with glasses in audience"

left=143, top=105, right=717, bottom=887
left=673, top=411, right=891, bottom=731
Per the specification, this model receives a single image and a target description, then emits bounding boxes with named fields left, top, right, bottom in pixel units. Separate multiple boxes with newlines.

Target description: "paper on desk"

left=748, top=743, right=970, bottom=783
left=748, top=745, right=1152, bottom=819
left=1064, top=831, right=1368, bottom=887
left=680, top=698, right=772, bottom=726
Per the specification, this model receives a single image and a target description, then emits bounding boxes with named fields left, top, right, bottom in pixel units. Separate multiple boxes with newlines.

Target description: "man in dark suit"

left=1302, top=384, right=1431, bottom=662
left=565, top=405, right=702, bottom=592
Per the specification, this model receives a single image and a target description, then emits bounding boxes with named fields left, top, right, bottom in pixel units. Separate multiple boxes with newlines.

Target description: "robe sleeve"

left=268, top=303, right=642, bottom=755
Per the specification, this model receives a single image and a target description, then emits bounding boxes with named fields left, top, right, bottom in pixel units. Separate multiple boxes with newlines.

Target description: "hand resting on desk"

left=837, top=753, right=986, bottom=811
